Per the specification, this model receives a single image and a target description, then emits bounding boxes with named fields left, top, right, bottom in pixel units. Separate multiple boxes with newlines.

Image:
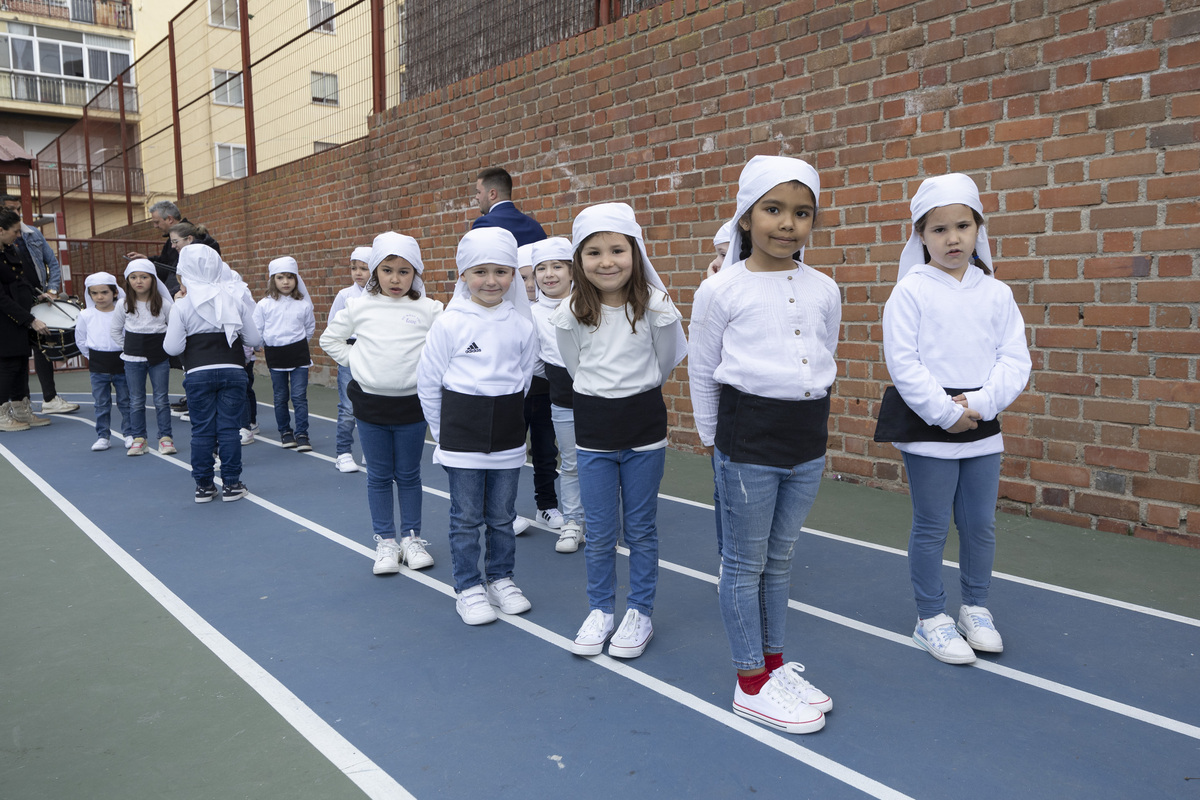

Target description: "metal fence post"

left=168, top=21, right=185, bottom=200
left=118, top=72, right=133, bottom=226
left=82, top=104, right=96, bottom=238
left=372, top=0, right=385, bottom=114
left=239, top=0, right=257, bottom=177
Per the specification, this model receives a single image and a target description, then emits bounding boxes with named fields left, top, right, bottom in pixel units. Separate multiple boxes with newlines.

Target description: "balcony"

left=38, top=162, right=145, bottom=197
left=0, top=71, right=138, bottom=112
left=0, top=0, right=133, bottom=30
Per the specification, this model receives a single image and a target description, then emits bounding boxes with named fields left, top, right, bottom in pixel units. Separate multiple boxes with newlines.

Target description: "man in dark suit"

left=471, top=167, right=548, bottom=246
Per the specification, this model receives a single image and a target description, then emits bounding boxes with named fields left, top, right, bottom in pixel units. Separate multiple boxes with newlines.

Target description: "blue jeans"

left=336, top=364, right=357, bottom=455
left=577, top=447, right=665, bottom=616
left=243, top=362, right=257, bottom=427
left=184, top=367, right=248, bottom=485
left=714, top=449, right=824, bottom=671
left=357, top=418, right=425, bottom=540
left=269, top=367, right=309, bottom=437
left=902, top=451, right=1002, bottom=618
left=444, top=466, right=520, bottom=593
left=124, top=359, right=172, bottom=440
left=89, top=371, right=131, bottom=441
left=550, top=404, right=583, bottom=523
left=525, top=391, right=559, bottom=509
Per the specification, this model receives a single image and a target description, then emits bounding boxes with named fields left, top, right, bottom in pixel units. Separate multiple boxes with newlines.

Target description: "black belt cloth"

left=438, top=389, right=526, bottom=453
left=123, top=331, right=169, bottom=364
left=572, top=386, right=666, bottom=451
left=347, top=381, right=425, bottom=426
left=182, top=332, right=245, bottom=371
left=873, top=385, right=1000, bottom=443
left=264, top=338, right=310, bottom=370
left=87, top=349, right=125, bottom=375
left=543, top=364, right=574, bottom=409
left=715, top=384, right=830, bottom=468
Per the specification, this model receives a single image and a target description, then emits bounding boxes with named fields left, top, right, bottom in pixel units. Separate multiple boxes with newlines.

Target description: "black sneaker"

left=295, top=434, right=312, bottom=452
left=194, top=483, right=217, bottom=504
left=281, top=432, right=297, bottom=448
left=222, top=482, right=249, bottom=502
left=170, top=398, right=188, bottom=417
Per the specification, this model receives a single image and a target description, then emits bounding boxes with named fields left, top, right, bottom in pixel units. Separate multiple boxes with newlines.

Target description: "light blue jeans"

left=715, top=448, right=824, bottom=671
left=577, top=446, right=665, bottom=616
left=549, top=403, right=583, bottom=523
left=89, top=371, right=131, bottom=442
left=902, top=451, right=1002, bottom=619
left=444, top=467, right=520, bottom=593
left=124, top=359, right=172, bottom=440
left=335, top=364, right=357, bottom=456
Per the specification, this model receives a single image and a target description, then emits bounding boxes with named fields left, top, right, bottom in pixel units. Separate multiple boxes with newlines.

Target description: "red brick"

left=1074, top=493, right=1140, bottom=521
left=1039, top=84, right=1103, bottom=112
left=1083, top=400, right=1151, bottom=425
left=1081, top=353, right=1150, bottom=376
left=1090, top=50, right=1161, bottom=81
left=1039, top=184, right=1102, bottom=207
left=1030, top=462, right=1091, bottom=487
left=1098, top=0, right=1165, bottom=26
left=1133, top=476, right=1200, bottom=505
left=1035, top=373, right=1097, bottom=395
left=1138, top=280, right=1200, bottom=302
left=1088, top=153, right=1158, bottom=179
left=1140, top=428, right=1200, bottom=455
left=1081, top=305, right=1152, bottom=327
left=1150, top=66, right=1200, bottom=96
left=1043, top=31, right=1106, bottom=62
left=1084, top=446, right=1150, bottom=472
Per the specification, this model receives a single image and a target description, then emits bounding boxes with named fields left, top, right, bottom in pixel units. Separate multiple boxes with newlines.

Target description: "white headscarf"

left=452, top=227, right=531, bottom=320
left=350, top=246, right=372, bottom=264
left=366, top=231, right=425, bottom=297
left=267, top=256, right=311, bottom=304
left=571, top=202, right=687, bottom=368
left=123, top=260, right=172, bottom=304
left=898, top=172, right=993, bottom=282
left=517, top=243, right=537, bottom=299
left=83, top=271, right=125, bottom=309
left=531, top=237, right=573, bottom=267
left=177, top=244, right=246, bottom=345
left=712, top=220, right=734, bottom=248
left=722, top=155, right=821, bottom=269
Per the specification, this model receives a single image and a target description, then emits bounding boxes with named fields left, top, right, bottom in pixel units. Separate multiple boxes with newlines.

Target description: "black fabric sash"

left=543, top=363, right=574, bottom=409
left=572, top=386, right=666, bottom=451
left=182, top=332, right=245, bottom=371
left=87, top=349, right=125, bottom=374
left=347, top=381, right=425, bottom=426
left=715, top=384, right=829, bottom=468
left=439, top=389, right=526, bottom=453
left=123, top=331, right=168, bottom=364
left=264, top=338, right=310, bottom=370
left=873, top=385, right=1001, bottom=443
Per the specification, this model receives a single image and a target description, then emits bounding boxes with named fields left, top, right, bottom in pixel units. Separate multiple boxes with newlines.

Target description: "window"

left=310, top=71, right=338, bottom=105
left=308, top=0, right=336, bottom=33
left=210, top=0, right=240, bottom=29
left=212, top=69, right=243, bottom=106
left=215, top=144, right=247, bottom=180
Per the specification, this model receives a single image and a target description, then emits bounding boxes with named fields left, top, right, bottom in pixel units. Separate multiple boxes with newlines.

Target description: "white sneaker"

left=957, top=605, right=1004, bottom=653
left=608, top=608, right=653, bottom=658
left=555, top=520, right=583, bottom=553
left=180, top=413, right=190, bottom=422
left=537, top=507, right=564, bottom=529
left=571, top=609, right=614, bottom=656
left=240, top=427, right=254, bottom=445
left=372, top=535, right=400, bottom=575
left=399, top=533, right=434, bottom=570
left=123, top=435, right=134, bottom=449
left=914, top=613, right=977, bottom=664
left=40, top=396, right=79, bottom=414
left=335, top=453, right=360, bottom=473
left=91, top=438, right=110, bottom=451
left=486, top=578, right=531, bottom=614
left=772, top=662, right=832, bottom=713
left=733, top=674, right=825, bottom=734
left=456, top=585, right=497, bottom=625
left=513, top=516, right=531, bottom=535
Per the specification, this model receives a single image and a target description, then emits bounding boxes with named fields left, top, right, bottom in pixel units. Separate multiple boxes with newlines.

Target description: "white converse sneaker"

left=456, top=585, right=497, bottom=625
left=399, top=533, right=433, bottom=570
left=537, top=507, right=564, bottom=529
left=335, top=453, right=360, bottom=473
left=486, top=578, right=531, bottom=614
left=957, top=605, right=1004, bottom=653
left=772, top=662, right=832, bottom=713
left=555, top=520, right=583, bottom=553
left=91, top=438, right=110, bottom=451
left=608, top=608, right=653, bottom=658
left=914, top=613, right=977, bottom=664
left=513, top=516, right=531, bottom=535
left=733, top=673, right=825, bottom=734
left=571, top=609, right=614, bottom=656
left=239, top=427, right=255, bottom=445
left=372, top=535, right=400, bottom=575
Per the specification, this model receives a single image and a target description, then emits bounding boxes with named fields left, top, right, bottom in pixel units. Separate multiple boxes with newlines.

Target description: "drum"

left=30, top=299, right=83, bottom=361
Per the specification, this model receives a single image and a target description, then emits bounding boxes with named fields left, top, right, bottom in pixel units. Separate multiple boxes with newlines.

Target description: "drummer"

left=0, top=194, right=79, bottom=415
left=0, top=208, right=53, bottom=432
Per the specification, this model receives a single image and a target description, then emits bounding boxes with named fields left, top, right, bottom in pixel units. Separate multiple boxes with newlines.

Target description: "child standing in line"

left=552, top=203, right=687, bottom=659
left=164, top=245, right=261, bottom=502
left=689, top=156, right=840, bottom=735
left=879, top=173, right=1031, bottom=665
left=703, top=219, right=734, bottom=583
left=327, top=245, right=371, bottom=473
left=320, top=233, right=442, bottom=575
left=516, top=241, right=559, bottom=535
left=112, top=259, right=175, bottom=456
left=75, top=272, right=133, bottom=452
left=417, top=227, right=536, bottom=626
left=529, top=236, right=584, bottom=553
left=253, top=257, right=316, bottom=452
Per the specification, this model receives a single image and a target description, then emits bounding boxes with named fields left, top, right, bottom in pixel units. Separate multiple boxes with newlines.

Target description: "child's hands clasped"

left=947, top=395, right=982, bottom=433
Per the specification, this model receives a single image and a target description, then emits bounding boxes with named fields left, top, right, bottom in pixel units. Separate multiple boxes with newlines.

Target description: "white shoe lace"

left=402, top=537, right=430, bottom=557
left=578, top=610, right=609, bottom=638
left=374, top=535, right=399, bottom=559
left=615, top=610, right=643, bottom=640
left=774, top=662, right=822, bottom=703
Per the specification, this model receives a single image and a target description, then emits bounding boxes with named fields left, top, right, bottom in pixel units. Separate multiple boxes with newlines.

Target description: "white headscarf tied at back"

left=366, top=231, right=425, bottom=297
left=571, top=202, right=688, bottom=369
left=530, top=237, right=574, bottom=268
left=177, top=244, right=246, bottom=345
left=723, top=155, right=821, bottom=270
left=898, top=173, right=992, bottom=282
left=83, top=271, right=125, bottom=309
left=123, top=259, right=172, bottom=304
left=712, top=220, right=734, bottom=248
left=350, top=246, right=372, bottom=264
left=268, top=256, right=311, bottom=304
left=452, top=227, right=530, bottom=320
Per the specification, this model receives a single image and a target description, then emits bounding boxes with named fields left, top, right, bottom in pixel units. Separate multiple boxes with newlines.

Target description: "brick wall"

left=93, top=0, right=1200, bottom=545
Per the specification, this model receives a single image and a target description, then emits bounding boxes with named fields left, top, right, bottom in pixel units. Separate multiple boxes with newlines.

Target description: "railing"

left=38, top=163, right=145, bottom=196
left=0, top=0, right=133, bottom=30
left=0, top=70, right=137, bottom=111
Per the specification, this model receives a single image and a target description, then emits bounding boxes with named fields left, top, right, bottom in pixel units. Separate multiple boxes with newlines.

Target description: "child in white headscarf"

left=417, top=227, right=537, bottom=626
left=706, top=220, right=733, bottom=278
left=327, top=245, right=372, bottom=472
left=75, top=271, right=132, bottom=451
left=112, top=259, right=175, bottom=456
left=253, top=257, right=316, bottom=451
left=689, top=156, right=839, bottom=735
left=552, top=202, right=686, bottom=660
left=321, top=233, right=443, bottom=577
left=164, top=244, right=262, bottom=502
left=879, top=173, right=1030, bottom=666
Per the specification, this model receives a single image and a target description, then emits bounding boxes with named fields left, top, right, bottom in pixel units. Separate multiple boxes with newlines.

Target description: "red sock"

left=765, top=652, right=784, bottom=673
left=737, top=671, right=771, bottom=696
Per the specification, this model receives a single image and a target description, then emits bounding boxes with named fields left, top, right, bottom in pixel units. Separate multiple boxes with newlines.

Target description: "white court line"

left=0, top=443, right=414, bottom=800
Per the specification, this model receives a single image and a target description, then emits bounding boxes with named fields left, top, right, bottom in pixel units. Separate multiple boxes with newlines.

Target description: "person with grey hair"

left=126, top=201, right=220, bottom=296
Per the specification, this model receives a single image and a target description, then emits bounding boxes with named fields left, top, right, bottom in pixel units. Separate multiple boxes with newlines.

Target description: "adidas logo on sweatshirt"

left=464, top=342, right=482, bottom=354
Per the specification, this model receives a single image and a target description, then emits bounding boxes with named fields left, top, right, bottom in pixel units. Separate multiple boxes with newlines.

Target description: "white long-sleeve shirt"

left=329, top=283, right=365, bottom=323
left=417, top=299, right=536, bottom=469
left=111, top=298, right=173, bottom=362
left=74, top=306, right=123, bottom=360
left=688, top=260, right=841, bottom=447
left=882, top=263, right=1031, bottom=459
left=253, top=295, right=315, bottom=370
left=164, top=297, right=262, bottom=372
left=530, top=293, right=566, bottom=369
left=319, top=292, right=443, bottom=396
